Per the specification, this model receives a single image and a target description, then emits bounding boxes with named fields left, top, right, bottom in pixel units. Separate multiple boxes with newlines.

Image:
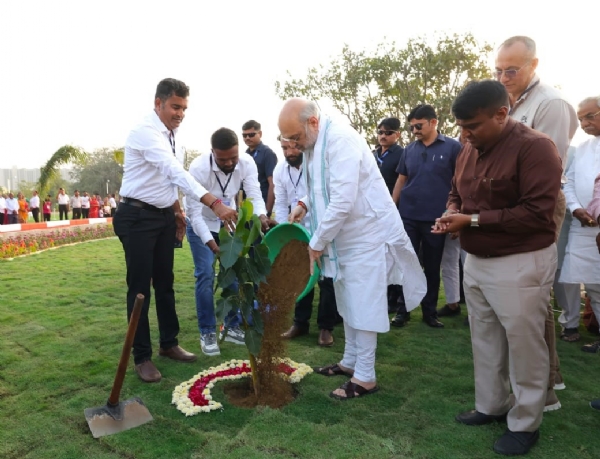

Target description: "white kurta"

left=303, top=115, right=427, bottom=333
left=559, top=136, right=600, bottom=284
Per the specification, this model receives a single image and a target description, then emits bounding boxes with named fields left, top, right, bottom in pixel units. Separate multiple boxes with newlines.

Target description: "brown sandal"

left=313, top=363, right=353, bottom=377
left=560, top=329, right=581, bottom=342
left=329, top=380, right=380, bottom=400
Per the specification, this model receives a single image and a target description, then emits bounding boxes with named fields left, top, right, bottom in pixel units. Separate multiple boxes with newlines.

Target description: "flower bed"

left=0, top=225, right=115, bottom=259
left=172, top=358, right=313, bottom=416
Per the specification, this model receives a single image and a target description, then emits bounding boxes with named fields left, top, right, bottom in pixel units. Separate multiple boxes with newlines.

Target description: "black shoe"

left=388, top=304, right=399, bottom=314
left=493, top=429, right=539, bottom=456
left=456, top=409, right=507, bottom=426
left=437, top=303, right=461, bottom=317
left=391, top=312, right=410, bottom=327
left=590, top=399, right=600, bottom=411
left=582, top=340, right=600, bottom=353
left=423, top=316, right=444, bottom=328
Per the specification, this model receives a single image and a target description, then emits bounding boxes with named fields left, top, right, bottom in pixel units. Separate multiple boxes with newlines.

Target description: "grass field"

left=1, top=238, right=599, bottom=459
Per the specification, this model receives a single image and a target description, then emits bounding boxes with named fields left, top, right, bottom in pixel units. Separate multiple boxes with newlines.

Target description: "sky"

left=1, top=0, right=598, bottom=168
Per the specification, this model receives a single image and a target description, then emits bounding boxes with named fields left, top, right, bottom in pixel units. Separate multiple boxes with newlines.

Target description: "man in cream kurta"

left=560, top=97, right=600, bottom=352
left=279, top=98, right=426, bottom=399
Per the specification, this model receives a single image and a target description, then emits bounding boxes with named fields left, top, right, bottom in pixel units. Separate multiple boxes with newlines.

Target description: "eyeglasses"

left=377, top=129, right=397, bottom=136
left=494, top=61, right=531, bottom=80
left=242, top=133, right=257, bottom=138
left=579, top=109, right=600, bottom=122
left=409, top=123, right=427, bottom=131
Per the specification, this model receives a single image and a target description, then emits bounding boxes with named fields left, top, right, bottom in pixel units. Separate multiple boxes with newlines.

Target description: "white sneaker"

left=220, top=326, right=245, bottom=345
left=200, top=333, right=220, bottom=356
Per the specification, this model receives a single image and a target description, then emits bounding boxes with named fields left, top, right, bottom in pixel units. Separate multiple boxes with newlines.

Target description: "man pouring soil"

left=280, top=98, right=426, bottom=400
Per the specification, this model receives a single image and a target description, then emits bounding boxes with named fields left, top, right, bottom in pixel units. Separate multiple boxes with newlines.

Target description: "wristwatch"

left=471, top=214, right=480, bottom=227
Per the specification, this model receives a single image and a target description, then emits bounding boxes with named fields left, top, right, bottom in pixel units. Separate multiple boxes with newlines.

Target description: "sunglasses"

left=409, top=123, right=426, bottom=131
left=377, top=129, right=397, bottom=136
left=242, top=133, right=257, bottom=138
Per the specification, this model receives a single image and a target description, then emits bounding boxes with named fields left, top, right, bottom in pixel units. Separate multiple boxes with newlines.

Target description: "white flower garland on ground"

left=172, top=358, right=313, bottom=416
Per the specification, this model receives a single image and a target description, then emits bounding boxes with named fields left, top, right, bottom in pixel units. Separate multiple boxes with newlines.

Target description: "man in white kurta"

left=560, top=97, right=600, bottom=353
left=279, top=98, right=426, bottom=399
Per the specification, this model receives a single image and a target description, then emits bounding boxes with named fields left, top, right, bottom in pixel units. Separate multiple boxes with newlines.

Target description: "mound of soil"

left=224, top=238, right=311, bottom=409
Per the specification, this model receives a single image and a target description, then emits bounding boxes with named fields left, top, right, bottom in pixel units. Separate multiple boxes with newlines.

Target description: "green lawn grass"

left=1, top=239, right=599, bottom=459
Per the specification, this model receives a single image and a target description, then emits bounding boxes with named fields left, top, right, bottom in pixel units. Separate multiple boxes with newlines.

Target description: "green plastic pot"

left=262, top=222, right=320, bottom=302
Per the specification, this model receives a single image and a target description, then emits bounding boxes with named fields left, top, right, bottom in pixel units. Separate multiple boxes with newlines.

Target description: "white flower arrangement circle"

left=172, top=358, right=313, bottom=416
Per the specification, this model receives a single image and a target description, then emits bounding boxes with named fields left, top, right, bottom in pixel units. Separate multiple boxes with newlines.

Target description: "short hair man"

left=391, top=105, right=461, bottom=328
left=560, top=97, right=600, bottom=356
left=29, top=190, right=40, bottom=223
left=242, top=120, right=278, bottom=216
left=273, top=137, right=339, bottom=347
left=70, top=190, right=82, bottom=220
left=5, top=192, right=18, bottom=224
left=81, top=191, right=90, bottom=219
left=434, top=80, right=561, bottom=456
left=114, top=78, right=237, bottom=382
left=185, top=128, right=274, bottom=356
left=496, top=35, right=578, bottom=409
left=280, top=98, right=426, bottom=400
left=0, top=193, right=6, bottom=225
left=374, top=117, right=403, bottom=195
left=57, top=188, right=69, bottom=220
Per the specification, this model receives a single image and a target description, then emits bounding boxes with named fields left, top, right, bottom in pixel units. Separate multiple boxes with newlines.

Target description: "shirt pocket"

left=488, top=178, right=519, bottom=209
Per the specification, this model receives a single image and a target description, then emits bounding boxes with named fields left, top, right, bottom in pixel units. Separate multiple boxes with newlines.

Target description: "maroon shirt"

left=447, top=118, right=562, bottom=257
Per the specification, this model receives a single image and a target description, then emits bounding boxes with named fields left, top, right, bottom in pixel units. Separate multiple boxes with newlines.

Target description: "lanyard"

left=375, top=149, right=389, bottom=166
left=288, top=165, right=303, bottom=192
left=509, top=80, right=540, bottom=116
left=210, top=155, right=234, bottom=198
left=169, top=131, right=176, bottom=156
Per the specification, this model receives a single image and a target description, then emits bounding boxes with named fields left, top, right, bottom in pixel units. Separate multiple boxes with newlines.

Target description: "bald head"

left=278, top=98, right=320, bottom=151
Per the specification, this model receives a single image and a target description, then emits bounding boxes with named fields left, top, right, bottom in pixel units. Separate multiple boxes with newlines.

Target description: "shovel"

left=85, top=293, right=153, bottom=438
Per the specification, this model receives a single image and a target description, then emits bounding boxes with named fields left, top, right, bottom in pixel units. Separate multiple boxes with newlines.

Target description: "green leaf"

left=250, top=308, right=264, bottom=334
left=245, top=217, right=262, bottom=249
left=216, top=266, right=237, bottom=290
left=245, top=328, right=262, bottom=356
left=218, top=228, right=244, bottom=269
left=236, top=200, right=254, bottom=234
left=254, top=243, right=272, bottom=277
left=242, top=257, right=267, bottom=285
left=215, top=296, right=236, bottom=322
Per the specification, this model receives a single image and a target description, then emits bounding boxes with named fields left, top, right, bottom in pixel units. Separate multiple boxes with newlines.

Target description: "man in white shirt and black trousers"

left=114, top=78, right=237, bottom=383
left=185, top=127, right=275, bottom=356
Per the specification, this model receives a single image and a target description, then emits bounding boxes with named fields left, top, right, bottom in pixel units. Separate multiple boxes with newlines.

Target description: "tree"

left=70, top=148, right=123, bottom=196
left=38, top=145, right=87, bottom=195
left=275, top=32, right=493, bottom=146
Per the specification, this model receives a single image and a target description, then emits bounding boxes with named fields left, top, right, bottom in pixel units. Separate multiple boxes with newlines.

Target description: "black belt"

left=120, top=197, right=166, bottom=213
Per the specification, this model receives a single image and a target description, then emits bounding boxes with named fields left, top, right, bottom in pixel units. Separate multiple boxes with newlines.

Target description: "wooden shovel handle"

left=108, top=294, right=144, bottom=406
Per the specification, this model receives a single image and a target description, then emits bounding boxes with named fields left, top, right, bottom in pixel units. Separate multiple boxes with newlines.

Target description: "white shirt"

left=29, top=195, right=40, bottom=209
left=57, top=193, right=69, bottom=205
left=109, top=197, right=117, bottom=208
left=273, top=161, right=309, bottom=228
left=119, top=110, right=208, bottom=208
left=186, top=152, right=266, bottom=244
left=81, top=196, right=90, bottom=208
left=70, top=195, right=82, bottom=208
left=564, top=136, right=600, bottom=212
left=0, top=196, right=6, bottom=211
left=5, top=197, right=18, bottom=213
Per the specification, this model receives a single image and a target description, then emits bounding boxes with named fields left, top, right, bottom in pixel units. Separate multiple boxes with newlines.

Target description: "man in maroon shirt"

left=433, top=80, right=561, bottom=456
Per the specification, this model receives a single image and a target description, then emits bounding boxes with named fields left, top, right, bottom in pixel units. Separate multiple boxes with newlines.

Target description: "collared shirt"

left=567, top=135, right=600, bottom=212
left=57, top=193, right=69, bottom=205
left=186, top=152, right=266, bottom=244
left=509, top=75, right=578, bottom=182
left=246, top=142, right=278, bottom=202
left=70, top=196, right=82, bottom=208
left=5, top=198, right=18, bottom=213
left=373, top=144, right=403, bottom=195
left=29, top=195, right=40, bottom=209
left=81, top=196, right=90, bottom=208
left=273, top=160, right=309, bottom=228
left=109, top=197, right=117, bottom=209
left=0, top=197, right=5, bottom=211
left=119, top=111, right=208, bottom=208
left=396, top=133, right=461, bottom=221
left=447, top=118, right=562, bottom=257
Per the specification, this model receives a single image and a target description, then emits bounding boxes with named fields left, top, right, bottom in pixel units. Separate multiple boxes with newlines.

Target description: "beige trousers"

left=464, top=244, right=557, bottom=432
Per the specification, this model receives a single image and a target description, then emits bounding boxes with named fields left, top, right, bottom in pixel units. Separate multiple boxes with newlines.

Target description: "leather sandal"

left=329, top=380, right=380, bottom=400
left=313, top=363, right=353, bottom=377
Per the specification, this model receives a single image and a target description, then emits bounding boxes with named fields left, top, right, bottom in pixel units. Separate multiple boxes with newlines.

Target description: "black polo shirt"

left=373, top=144, right=403, bottom=195
left=396, top=134, right=461, bottom=221
left=246, top=142, right=278, bottom=202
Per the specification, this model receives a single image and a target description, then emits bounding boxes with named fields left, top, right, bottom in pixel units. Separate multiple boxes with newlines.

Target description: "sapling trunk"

left=242, top=316, right=260, bottom=397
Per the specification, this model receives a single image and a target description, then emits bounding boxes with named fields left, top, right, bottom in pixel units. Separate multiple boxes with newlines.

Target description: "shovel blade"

left=85, top=397, right=153, bottom=438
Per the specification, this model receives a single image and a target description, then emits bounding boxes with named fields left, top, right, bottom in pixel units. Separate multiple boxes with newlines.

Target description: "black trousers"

left=113, top=202, right=179, bottom=364
left=397, top=218, right=446, bottom=318
left=293, top=277, right=338, bottom=331
left=31, top=208, right=40, bottom=222
left=82, top=208, right=89, bottom=218
left=43, top=213, right=50, bottom=222
left=58, top=204, right=68, bottom=220
left=72, top=208, right=82, bottom=219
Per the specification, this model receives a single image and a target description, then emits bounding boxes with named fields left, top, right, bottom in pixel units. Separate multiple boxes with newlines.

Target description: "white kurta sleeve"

left=563, top=151, right=582, bottom=213
left=273, top=163, right=289, bottom=223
